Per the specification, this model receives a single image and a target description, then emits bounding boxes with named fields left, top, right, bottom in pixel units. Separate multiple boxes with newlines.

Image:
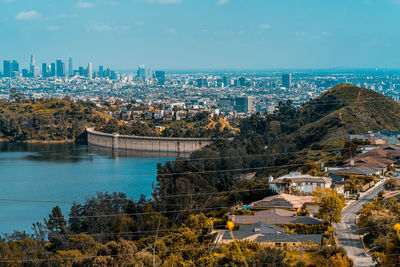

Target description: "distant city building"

left=56, top=59, right=65, bottom=77
left=50, top=63, right=56, bottom=77
left=30, top=55, right=36, bottom=75
left=282, top=73, right=292, bottom=88
left=155, top=71, right=166, bottom=85
left=234, top=96, right=253, bottom=113
left=197, top=78, right=207, bottom=88
left=99, top=65, right=104, bottom=77
left=137, top=65, right=146, bottom=81
left=42, top=63, right=48, bottom=78
left=11, top=60, right=19, bottom=73
left=3, top=60, right=11, bottom=77
left=68, top=57, right=73, bottom=76
left=87, top=62, right=93, bottom=79
left=79, top=66, right=85, bottom=76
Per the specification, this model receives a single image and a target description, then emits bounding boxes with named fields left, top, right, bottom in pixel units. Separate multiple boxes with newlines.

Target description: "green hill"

left=291, top=84, right=400, bottom=149
left=0, top=98, right=112, bottom=142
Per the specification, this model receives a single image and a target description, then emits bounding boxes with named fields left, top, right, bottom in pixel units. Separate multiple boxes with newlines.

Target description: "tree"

left=45, top=206, right=70, bottom=251
left=384, top=177, right=398, bottom=191
left=313, top=188, right=345, bottom=225
left=9, top=88, right=24, bottom=102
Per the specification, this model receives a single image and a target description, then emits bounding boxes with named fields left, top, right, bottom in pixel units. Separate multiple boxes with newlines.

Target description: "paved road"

left=335, top=182, right=384, bottom=267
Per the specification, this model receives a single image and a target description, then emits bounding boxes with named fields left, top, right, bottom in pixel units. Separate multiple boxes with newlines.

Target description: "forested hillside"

left=0, top=98, right=111, bottom=142
left=154, top=84, right=400, bottom=222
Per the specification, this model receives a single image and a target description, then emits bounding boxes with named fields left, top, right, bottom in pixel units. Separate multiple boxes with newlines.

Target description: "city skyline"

left=2, top=0, right=400, bottom=70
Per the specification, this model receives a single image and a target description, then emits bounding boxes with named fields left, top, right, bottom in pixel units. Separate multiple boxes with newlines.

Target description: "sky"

left=1, top=0, right=400, bottom=70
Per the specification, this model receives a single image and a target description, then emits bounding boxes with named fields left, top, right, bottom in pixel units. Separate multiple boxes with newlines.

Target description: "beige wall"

left=86, top=128, right=213, bottom=153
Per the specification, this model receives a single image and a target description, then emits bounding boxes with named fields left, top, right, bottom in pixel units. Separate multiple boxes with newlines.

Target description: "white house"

left=269, top=172, right=332, bottom=194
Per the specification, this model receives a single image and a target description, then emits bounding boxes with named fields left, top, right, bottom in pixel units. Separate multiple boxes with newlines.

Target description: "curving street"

left=335, top=181, right=384, bottom=267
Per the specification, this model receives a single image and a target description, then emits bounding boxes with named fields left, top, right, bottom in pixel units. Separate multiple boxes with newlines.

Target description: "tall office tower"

left=22, top=69, right=29, bottom=77
left=30, top=55, right=36, bottom=74
left=78, top=66, right=85, bottom=76
left=196, top=78, right=208, bottom=88
left=98, top=65, right=104, bottom=77
left=87, top=63, right=93, bottom=79
left=234, top=96, right=253, bottom=113
left=282, top=73, right=292, bottom=88
left=106, top=68, right=111, bottom=78
left=56, top=60, right=65, bottom=77
left=3, top=60, right=11, bottom=77
left=11, top=60, right=19, bottom=72
left=238, top=77, right=246, bottom=87
left=68, top=57, right=73, bottom=76
left=155, top=71, right=166, bottom=85
left=222, top=76, right=229, bottom=87
left=42, top=63, right=48, bottom=78
left=137, top=65, right=146, bottom=81
left=33, top=67, right=40, bottom=77
left=50, top=63, right=56, bottom=77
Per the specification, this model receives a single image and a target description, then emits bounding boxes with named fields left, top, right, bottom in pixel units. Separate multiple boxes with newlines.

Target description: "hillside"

left=0, top=98, right=112, bottom=142
left=291, top=84, right=400, bottom=149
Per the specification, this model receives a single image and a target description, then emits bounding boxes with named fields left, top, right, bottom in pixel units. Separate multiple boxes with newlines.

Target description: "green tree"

left=384, top=177, right=398, bottom=191
left=313, top=188, right=345, bottom=225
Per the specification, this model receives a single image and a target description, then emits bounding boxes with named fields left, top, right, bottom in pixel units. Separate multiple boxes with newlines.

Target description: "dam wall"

left=87, top=128, right=214, bottom=153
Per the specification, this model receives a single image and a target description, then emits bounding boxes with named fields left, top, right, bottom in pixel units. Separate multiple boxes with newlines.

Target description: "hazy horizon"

left=2, top=0, right=400, bottom=70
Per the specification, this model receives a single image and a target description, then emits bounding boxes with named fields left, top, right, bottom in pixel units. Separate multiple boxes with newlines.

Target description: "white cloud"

left=86, top=23, right=111, bottom=31
left=86, top=23, right=130, bottom=32
left=145, top=0, right=181, bottom=4
left=1, top=0, right=16, bottom=2
left=15, top=10, right=42, bottom=20
left=217, top=0, right=229, bottom=5
left=295, top=31, right=305, bottom=36
left=166, top=28, right=177, bottom=34
left=75, top=1, right=95, bottom=8
left=46, top=25, right=61, bottom=31
left=259, top=24, right=271, bottom=29
left=322, top=32, right=328, bottom=36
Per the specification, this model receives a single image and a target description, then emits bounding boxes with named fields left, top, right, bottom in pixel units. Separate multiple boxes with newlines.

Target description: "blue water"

left=0, top=143, right=175, bottom=234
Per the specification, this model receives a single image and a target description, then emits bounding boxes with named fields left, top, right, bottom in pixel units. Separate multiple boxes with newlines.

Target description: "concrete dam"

left=86, top=128, right=214, bottom=153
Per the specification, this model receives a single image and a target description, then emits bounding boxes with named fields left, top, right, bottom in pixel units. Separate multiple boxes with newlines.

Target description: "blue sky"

left=1, top=0, right=400, bottom=70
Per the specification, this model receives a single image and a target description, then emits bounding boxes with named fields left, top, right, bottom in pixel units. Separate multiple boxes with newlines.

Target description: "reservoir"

left=0, top=142, right=176, bottom=234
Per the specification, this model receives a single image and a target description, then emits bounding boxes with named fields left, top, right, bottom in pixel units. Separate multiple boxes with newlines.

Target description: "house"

left=228, top=208, right=324, bottom=225
left=249, top=193, right=314, bottom=211
left=326, top=166, right=382, bottom=176
left=214, top=222, right=322, bottom=245
left=270, top=172, right=332, bottom=194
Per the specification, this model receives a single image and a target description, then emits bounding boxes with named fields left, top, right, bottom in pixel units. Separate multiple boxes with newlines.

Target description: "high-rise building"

left=155, top=70, right=166, bottom=85
left=234, top=96, right=253, bottom=113
left=98, top=65, right=104, bottom=77
left=30, top=55, right=36, bottom=74
left=50, top=63, right=56, bottom=77
left=106, top=68, right=111, bottom=78
left=56, top=60, right=65, bottom=77
left=11, top=60, right=19, bottom=72
left=137, top=65, right=146, bottom=81
left=22, top=69, right=29, bottom=77
left=3, top=60, right=11, bottom=77
left=42, top=63, right=48, bottom=78
left=87, top=62, right=93, bottom=79
left=68, top=57, right=73, bottom=76
left=282, top=73, right=292, bottom=88
left=79, top=66, right=85, bottom=76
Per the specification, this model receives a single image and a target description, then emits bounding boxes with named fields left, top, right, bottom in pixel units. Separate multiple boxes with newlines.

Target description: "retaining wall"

left=87, top=128, right=214, bottom=153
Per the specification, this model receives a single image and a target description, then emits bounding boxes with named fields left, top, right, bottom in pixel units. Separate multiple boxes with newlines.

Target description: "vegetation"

left=358, top=197, right=400, bottom=266
left=384, top=177, right=398, bottom=191
left=313, top=188, right=345, bottom=225
left=0, top=96, right=111, bottom=142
